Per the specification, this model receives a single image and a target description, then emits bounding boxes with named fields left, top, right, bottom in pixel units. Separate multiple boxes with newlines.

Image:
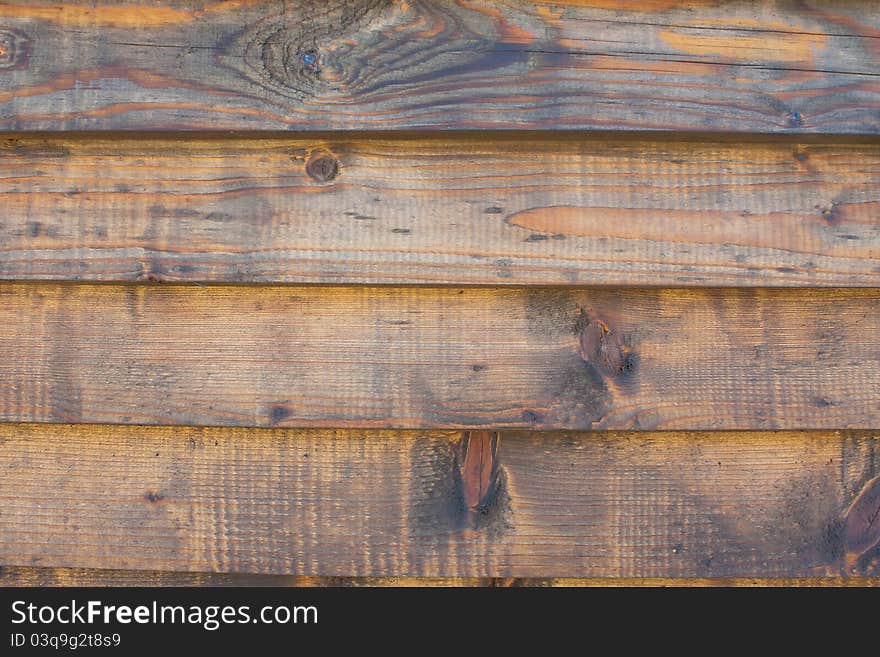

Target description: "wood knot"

left=256, top=29, right=325, bottom=100
left=306, top=153, right=340, bottom=182
left=842, top=474, right=880, bottom=573
left=787, top=111, right=804, bottom=128
left=0, top=27, right=30, bottom=70
left=521, top=410, right=544, bottom=425
left=459, top=431, right=500, bottom=514
left=577, top=313, right=635, bottom=377
left=820, top=202, right=841, bottom=225
left=145, top=490, right=164, bottom=503
left=223, top=1, right=390, bottom=101
left=269, top=403, right=292, bottom=424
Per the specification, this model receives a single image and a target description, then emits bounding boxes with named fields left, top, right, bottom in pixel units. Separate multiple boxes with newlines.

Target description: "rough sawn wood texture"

left=1, top=0, right=879, bottom=587
left=0, top=0, right=879, bottom=132
left=1, top=284, right=879, bottom=430
left=1, top=424, right=877, bottom=578
left=1, top=135, right=879, bottom=287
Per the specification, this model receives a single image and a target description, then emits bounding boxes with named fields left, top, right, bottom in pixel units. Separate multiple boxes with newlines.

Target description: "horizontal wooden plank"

left=2, top=567, right=877, bottom=587
left=0, top=567, right=307, bottom=587
left=0, top=1, right=879, bottom=132
left=2, top=284, right=879, bottom=430
left=1, top=425, right=877, bottom=578
left=2, top=135, right=879, bottom=287
left=0, top=566, right=491, bottom=587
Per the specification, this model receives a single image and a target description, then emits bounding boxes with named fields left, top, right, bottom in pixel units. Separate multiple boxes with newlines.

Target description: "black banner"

left=0, top=586, right=866, bottom=651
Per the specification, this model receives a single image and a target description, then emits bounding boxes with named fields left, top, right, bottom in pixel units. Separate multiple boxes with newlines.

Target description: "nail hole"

left=302, top=50, right=318, bottom=67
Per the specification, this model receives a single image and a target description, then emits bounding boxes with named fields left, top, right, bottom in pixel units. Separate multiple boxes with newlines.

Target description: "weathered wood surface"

left=1, top=425, right=877, bottom=578
left=2, top=135, right=879, bottom=287
left=0, top=566, right=501, bottom=587
left=2, top=284, right=879, bottom=430
left=1, top=1, right=879, bottom=133
left=2, top=567, right=877, bottom=587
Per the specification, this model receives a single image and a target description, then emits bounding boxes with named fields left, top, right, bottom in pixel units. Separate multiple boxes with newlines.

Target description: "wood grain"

left=1, top=1, right=879, bottom=132
left=2, top=567, right=877, bottom=587
left=0, top=566, right=503, bottom=587
left=2, top=135, right=879, bottom=287
left=2, top=284, right=879, bottom=430
left=1, top=424, right=877, bottom=578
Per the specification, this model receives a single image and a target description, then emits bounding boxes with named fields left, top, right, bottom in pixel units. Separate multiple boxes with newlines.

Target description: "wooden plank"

left=0, top=567, right=307, bottom=587
left=0, top=1, right=879, bottom=133
left=2, top=567, right=877, bottom=587
left=2, top=135, right=879, bottom=287
left=1, top=424, right=877, bottom=578
left=0, top=566, right=489, bottom=587
left=1, top=284, right=879, bottom=430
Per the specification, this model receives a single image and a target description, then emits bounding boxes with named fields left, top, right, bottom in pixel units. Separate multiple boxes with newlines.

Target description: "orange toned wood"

left=1, top=424, right=876, bottom=578
left=1, top=567, right=877, bottom=587
left=0, top=1, right=878, bottom=132
left=1, top=135, right=879, bottom=287
left=460, top=431, right=500, bottom=512
left=1, top=284, right=879, bottom=430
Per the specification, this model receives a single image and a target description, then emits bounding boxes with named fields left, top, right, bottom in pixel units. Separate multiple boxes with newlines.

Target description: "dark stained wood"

left=0, top=567, right=307, bottom=587
left=1, top=424, right=877, bottom=578
left=0, top=566, right=506, bottom=587
left=843, top=474, right=880, bottom=571
left=1, top=284, right=879, bottom=430
left=2, top=135, right=879, bottom=287
left=2, top=0, right=878, bottom=591
left=2, top=567, right=877, bottom=587
left=1, top=1, right=879, bottom=133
